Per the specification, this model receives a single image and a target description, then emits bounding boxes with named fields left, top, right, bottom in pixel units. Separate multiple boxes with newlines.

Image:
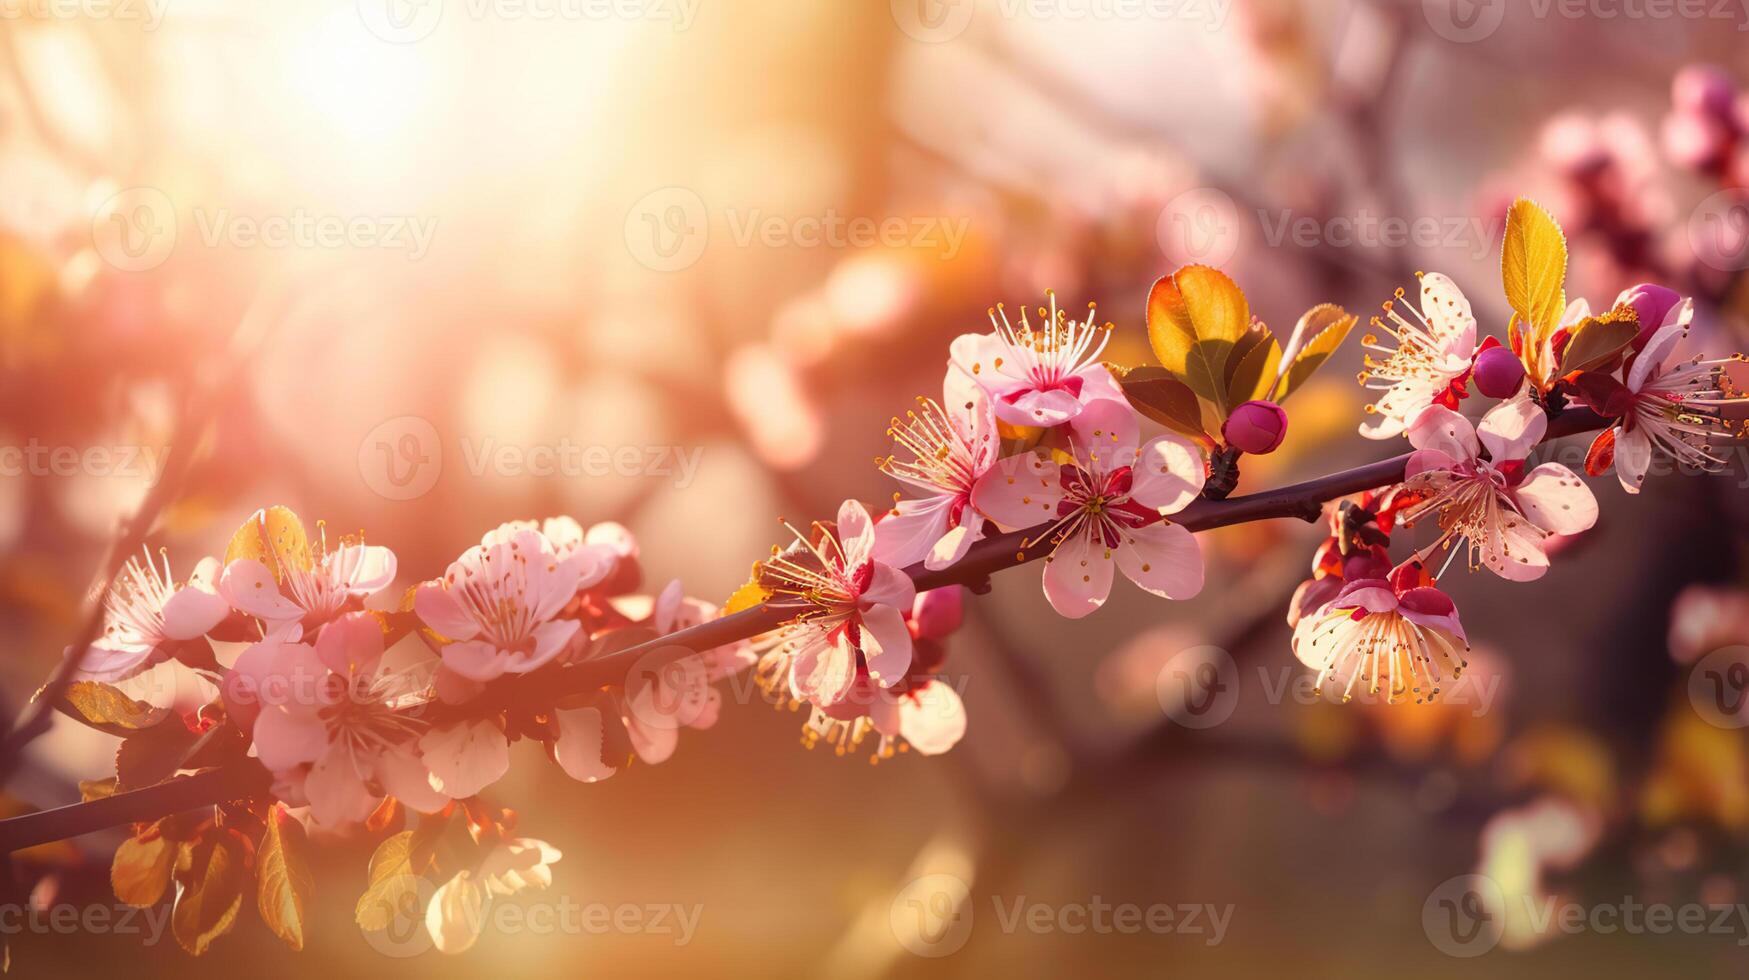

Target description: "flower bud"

left=1617, top=282, right=1682, bottom=347
left=910, top=586, right=964, bottom=641
left=1223, top=400, right=1289, bottom=455
left=1472, top=345, right=1526, bottom=399
left=1662, top=110, right=1733, bottom=173
left=1673, top=65, right=1738, bottom=123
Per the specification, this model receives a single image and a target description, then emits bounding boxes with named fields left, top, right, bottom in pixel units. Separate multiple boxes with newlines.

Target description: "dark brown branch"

left=0, top=408, right=1610, bottom=852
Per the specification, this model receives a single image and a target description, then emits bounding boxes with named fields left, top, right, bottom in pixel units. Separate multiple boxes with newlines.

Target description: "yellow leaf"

left=1501, top=198, right=1568, bottom=352
left=112, top=828, right=176, bottom=908
left=356, top=829, right=438, bottom=931
left=1114, top=365, right=1212, bottom=444
left=1146, top=265, right=1250, bottom=419
left=1559, top=307, right=1640, bottom=377
left=222, top=506, right=311, bottom=584
left=1225, top=323, right=1282, bottom=406
left=723, top=572, right=771, bottom=615
left=257, top=807, right=313, bottom=951
left=172, top=831, right=246, bottom=956
left=1274, top=304, right=1358, bottom=401
left=79, top=778, right=117, bottom=802
left=50, top=681, right=169, bottom=735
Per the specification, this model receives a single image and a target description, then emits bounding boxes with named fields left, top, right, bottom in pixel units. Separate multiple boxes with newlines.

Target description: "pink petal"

left=1361, top=379, right=1438, bottom=440
left=1406, top=405, right=1479, bottom=461
left=871, top=496, right=953, bottom=571
left=836, top=498, right=877, bottom=570
left=1419, top=273, right=1477, bottom=343
left=507, top=619, right=579, bottom=674
left=943, top=366, right=998, bottom=465
left=419, top=721, right=509, bottom=799
left=414, top=582, right=482, bottom=642
left=998, top=387, right=1086, bottom=427
left=859, top=561, right=917, bottom=612
left=970, top=454, right=1062, bottom=530
left=304, top=747, right=380, bottom=828
left=791, top=630, right=857, bottom=706
left=1615, top=426, right=1653, bottom=494
left=857, top=603, right=913, bottom=688
left=426, top=872, right=489, bottom=954
left=441, top=640, right=511, bottom=682
left=898, top=681, right=967, bottom=756
left=1478, top=395, right=1546, bottom=463
left=74, top=640, right=158, bottom=682
left=924, top=516, right=983, bottom=571
left=949, top=331, right=1026, bottom=387
left=651, top=579, right=685, bottom=633
left=160, top=583, right=228, bottom=641
left=330, top=544, right=397, bottom=596
left=1514, top=463, right=1598, bottom=535
left=584, top=521, right=638, bottom=559
left=1068, top=396, right=1140, bottom=466
left=375, top=743, right=450, bottom=814
left=551, top=706, right=619, bottom=783
left=1397, top=587, right=1467, bottom=644
left=1630, top=316, right=1689, bottom=390
left=1128, top=434, right=1205, bottom=515
left=623, top=688, right=681, bottom=765
left=313, top=610, right=385, bottom=677
left=1481, top=508, right=1550, bottom=582
left=1332, top=580, right=1399, bottom=613
left=253, top=704, right=329, bottom=772
left=1405, top=449, right=1462, bottom=479
left=218, top=558, right=304, bottom=622
left=1113, top=522, right=1204, bottom=600
left=1041, top=529, right=1114, bottom=619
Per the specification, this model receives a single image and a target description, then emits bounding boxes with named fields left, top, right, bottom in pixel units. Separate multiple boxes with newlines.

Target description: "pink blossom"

left=1358, top=273, right=1478, bottom=440
left=218, top=510, right=397, bottom=630
left=1291, top=571, right=1469, bottom=704
left=970, top=398, right=1205, bottom=619
left=1399, top=397, right=1598, bottom=581
left=74, top=549, right=228, bottom=681
left=950, top=291, right=1123, bottom=427
left=613, top=580, right=756, bottom=766
left=873, top=367, right=1001, bottom=570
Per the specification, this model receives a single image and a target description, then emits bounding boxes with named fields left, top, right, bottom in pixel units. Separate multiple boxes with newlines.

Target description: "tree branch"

left=0, top=408, right=1610, bottom=852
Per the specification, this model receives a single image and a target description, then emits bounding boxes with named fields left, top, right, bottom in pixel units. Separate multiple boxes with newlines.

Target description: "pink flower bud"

left=1472, top=345, right=1526, bottom=399
left=910, top=586, right=964, bottom=641
left=1662, top=110, right=1733, bottom=172
left=1617, top=282, right=1682, bottom=347
left=1223, top=400, right=1288, bottom=455
left=1673, top=65, right=1738, bottom=123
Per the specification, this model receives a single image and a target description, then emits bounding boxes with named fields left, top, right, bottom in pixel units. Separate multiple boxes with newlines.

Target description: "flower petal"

left=898, top=681, right=967, bottom=756
left=1477, top=395, right=1546, bottom=464
left=1068, top=396, right=1140, bottom=469
left=1113, top=522, right=1204, bottom=600
left=1406, top=405, right=1480, bottom=461
left=871, top=496, right=952, bottom=571
left=160, top=583, right=229, bottom=641
left=219, top=558, right=304, bottom=622
left=1615, top=425, right=1653, bottom=494
left=413, top=582, right=482, bottom=642
left=857, top=603, right=913, bottom=689
left=419, top=721, right=510, bottom=799
left=426, top=872, right=489, bottom=954
left=1042, top=529, right=1114, bottom=619
left=253, top=704, right=329, bottom=772
left=859, top=561, right=917, bottom=611
left=836, top=498, right=877, bottom=570
left=1128, top=434, right=1205, bottom=515
left=1514, top=463, right=1597, bottom=535
left=329, top=543, right=397, bottom=596
left=970, top=454, right=1061, bottom=530
left=313, top=610, right=385, bottom=677
left=790, top=630, right=857, bottom=706
left=551, top=705, right=619, bottom=783
left=441, top=640, right=510, bottom=682
left=375, top=743, right=450, bottom=814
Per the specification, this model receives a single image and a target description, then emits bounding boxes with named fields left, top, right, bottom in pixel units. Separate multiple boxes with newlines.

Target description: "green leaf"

left=1146, top=265, right=1250, bottom=420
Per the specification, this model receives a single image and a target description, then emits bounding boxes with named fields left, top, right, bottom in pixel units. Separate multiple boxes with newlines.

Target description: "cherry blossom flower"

left=970, top=398, right=1205, bottom=619
left=74, top=548, right=228, bottom=681
left=1398, top=397, right=1598, bottom=581
left=414, top=523, right=602, bottom=682
left=613, top=580, right=755, bottom=765
left=758, top=499, right=916, bottom=707
left=1580, top=305, right=1748, bottom=493
left=219, top=509, right=397, bottom=630
left=426, top=837, right=561, bottom=954
left=1291, top=566, right=1470, bottom=704
left=1357, top=273, right=1478, bottom=440
left=419, top=719, right=511, bottom=800
left=236, top=613, right=446, bottom=828
left=950, top=290, right=1123, bottom=427
left=873, top=368, right=1001, bottom=570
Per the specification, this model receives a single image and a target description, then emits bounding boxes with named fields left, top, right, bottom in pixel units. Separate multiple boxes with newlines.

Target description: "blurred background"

left=0, top=0, right=1748, bottom=975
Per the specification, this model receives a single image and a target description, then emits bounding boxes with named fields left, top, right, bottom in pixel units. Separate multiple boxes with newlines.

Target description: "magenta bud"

left=1673, top=65, right=1738, bottom=123
left=1223, top=400, right=1289, bottom=455
left=910, top=586, right=964, bottom=641
left=1472, top=346, right=1526, bottom=399
left=1617, top=282, right=1682, bottom=346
